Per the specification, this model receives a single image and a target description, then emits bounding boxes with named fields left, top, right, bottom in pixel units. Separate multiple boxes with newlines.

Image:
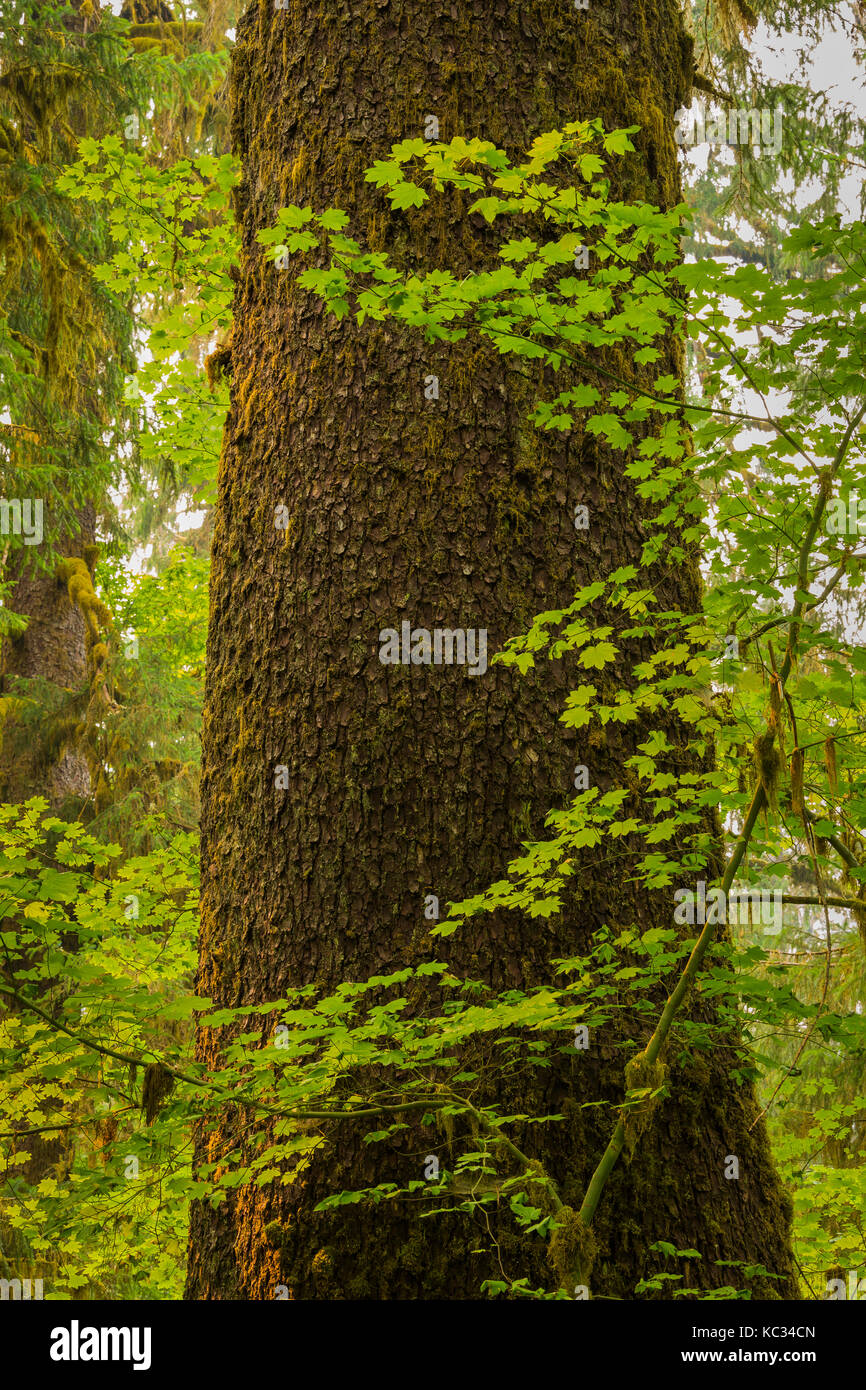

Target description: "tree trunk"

left=0, top=515, right=95, bottom=808
left=186, top=0, right=799, bottom=1300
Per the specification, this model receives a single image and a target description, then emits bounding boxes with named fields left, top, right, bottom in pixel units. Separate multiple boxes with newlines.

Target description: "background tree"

left=0, top=0, right=136, bottom=811
left=0, top=0, right=232, bottom=1295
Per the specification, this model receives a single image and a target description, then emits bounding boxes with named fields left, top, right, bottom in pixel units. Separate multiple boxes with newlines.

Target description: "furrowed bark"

left=186, top=0, right=798, bottom=1300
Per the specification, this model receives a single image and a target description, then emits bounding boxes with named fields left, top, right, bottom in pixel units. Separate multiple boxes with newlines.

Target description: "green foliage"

left=90, top=545, right=209, bottom=844
left=253, top=121, right=866, bottom=1293
left=0, top=800, right=198, bottom=1298
left=56, top=139, right=237, bottom=512
left=0, top=1, right=138, bottom=562
left=687, top=0, right=866, bottom=265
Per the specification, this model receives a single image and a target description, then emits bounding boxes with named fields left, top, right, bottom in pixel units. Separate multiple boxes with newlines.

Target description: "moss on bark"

left=185, top=0, right=799, bottom=1301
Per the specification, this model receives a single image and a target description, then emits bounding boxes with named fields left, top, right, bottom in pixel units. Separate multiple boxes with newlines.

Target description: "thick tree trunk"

left=186, top=0, right=799, bottom=1300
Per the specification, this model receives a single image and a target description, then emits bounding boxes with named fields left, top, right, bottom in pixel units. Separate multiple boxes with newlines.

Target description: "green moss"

left=548, top=1206, right=597, bottom=1290
left=622, top=1049, right=669, bottom=1158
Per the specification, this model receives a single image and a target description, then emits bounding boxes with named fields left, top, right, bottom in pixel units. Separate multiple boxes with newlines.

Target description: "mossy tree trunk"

left=0, top=0, right=125, bottom=811
left=186, top=0, right=799, bottom=1300
left=0, top=2, right=124, bottom=1218
left=0, top=518, right=95, bottom=808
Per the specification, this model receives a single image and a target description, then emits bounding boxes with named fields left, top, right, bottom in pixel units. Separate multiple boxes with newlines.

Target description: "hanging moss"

left=57, top=557, right=111, bottom=656
left=141, top=1063, right=175, bottom=1125
left=622, top=1049, right=669, bottom=1159
left=547, top=1205, right=597, bottom=1290
left=753, top=728, right=781, bottom=812
left=206, top=337, right=234, bottom=387
left=52, top=554, right=118, bottom=809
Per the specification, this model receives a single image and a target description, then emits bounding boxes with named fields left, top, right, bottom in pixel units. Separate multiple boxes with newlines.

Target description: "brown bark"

left=0, top=514, right=94, bottom=808
left=186, top=0, right=799, bottom=1300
